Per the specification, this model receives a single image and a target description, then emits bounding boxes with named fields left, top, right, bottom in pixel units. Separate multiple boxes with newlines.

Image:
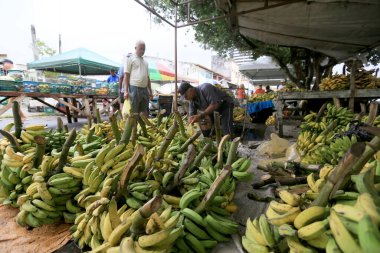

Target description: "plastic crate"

left=0, top=81, right=23, bottom=92
left=58, top=84, right=71, bottom=94
left=23, top=81, right=38, bottom=93
left=82, top=86, right=95, bottom=95
left=37, top=82, right=51, bottom=93
left=71, top=85, right=84, bottom=95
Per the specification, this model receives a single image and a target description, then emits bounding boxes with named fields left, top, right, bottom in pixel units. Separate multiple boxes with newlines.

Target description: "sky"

left=0, top=0, right=215, bottom=68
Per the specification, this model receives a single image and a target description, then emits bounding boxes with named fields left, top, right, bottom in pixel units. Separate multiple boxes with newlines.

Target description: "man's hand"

left=148, top=93, right=153, bottom=100
left=124, top=92, right=129, bottom=100
left=189, top=114, right=201, bottom=124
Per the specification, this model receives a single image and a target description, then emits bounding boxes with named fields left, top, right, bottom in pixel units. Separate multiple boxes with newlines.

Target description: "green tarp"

left=27, top=48, right=120, bottom=75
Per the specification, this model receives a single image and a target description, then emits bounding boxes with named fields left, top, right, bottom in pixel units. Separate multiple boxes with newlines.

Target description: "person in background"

left=123, top=41, right=152, bottom=116
left=178, top=81, right=234, bottom=136
left=1, top=59, right=27, bottom=121
left=266, top=85, right=274, bottom=93
left=118, top=53, right=132, bottom=107
left=0, top=59, right=14, bottom=75
left=236, top=83, right=246, bottom=104
left=255, top=84, right=265, bottom=94
left=107, top=69, right=119, bottom=83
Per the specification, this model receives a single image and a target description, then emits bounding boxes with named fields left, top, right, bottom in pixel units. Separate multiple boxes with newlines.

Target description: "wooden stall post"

left=63, top=97, right=72, bottom=124
left=72, top=98, right=79, bottom=123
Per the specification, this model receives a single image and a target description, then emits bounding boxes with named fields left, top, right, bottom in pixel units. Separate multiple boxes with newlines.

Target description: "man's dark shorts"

left=129, top=85, right=149, bottom=113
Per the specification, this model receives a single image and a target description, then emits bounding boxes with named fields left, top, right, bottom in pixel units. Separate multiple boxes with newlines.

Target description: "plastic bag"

left=285, top=143, right=301, bottom=162
left=256, top=133, right=290, bottom=158
left=122, top=99, right=131, bottom=119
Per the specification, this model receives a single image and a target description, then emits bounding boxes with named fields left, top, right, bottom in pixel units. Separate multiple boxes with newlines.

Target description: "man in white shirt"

left=123, top=41, right=152, bottom=115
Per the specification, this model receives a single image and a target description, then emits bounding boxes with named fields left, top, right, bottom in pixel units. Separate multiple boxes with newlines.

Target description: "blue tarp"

left=247, top=100, right=274, bottom=114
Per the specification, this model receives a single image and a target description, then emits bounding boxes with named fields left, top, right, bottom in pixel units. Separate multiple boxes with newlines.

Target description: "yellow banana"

left=294, top=206, right=328, bottom=229
left=278, top=190, right=300, bottom=206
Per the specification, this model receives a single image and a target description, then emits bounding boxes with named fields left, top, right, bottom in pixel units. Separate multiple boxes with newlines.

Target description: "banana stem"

left=109, top=114, right=121, bottom=144
left=252, top=176, right=307, bottom=189
left=120, top=115, right=136, bottom=145
left=0, top=130, right=21, bottom=152
left=117, top=144, right=145, bottom=199
left=178, top=131, right=201, bottom=153
left=214, top=112, right=222, bottom=146
left=195, top=165, right=232, bottom=213
left=86, top=126, right=95, bottom=143
left=130, top=196, right=162, bottom=235
left=170, top=144, right=196, bottom=191
left=131, top=118, right=138, bottom=146
left=155, top=122, right=178, bottom=160
left=215, top=134, right=231, bottom=169
left=316, top=102, right=327, bottom=121
left=34, top=136, right=46, bottom=167
left=96, top=108, right=101, bottom=123
left=75, top=141, right=85, bottom=156
left=157, top=109, right=166, bottom=127
left=366, top=101, right=378, bottom=126
left=12, top=101, right=22, bottom=139
left=139, top=112, right=164, bottom=136
left=57, top=117, right=64, bottom=132
left=175, top=111, right=187, bottom=138
left=226, top=137, right=240, bottom=165
left=191, top=142, right=212, bottom=170
left=63, top=125, right=69, bottom=133
left=57, top=129, right=77, bottom=172
left=136, top=114, right=148, bottom=137
left=312, top=142, right=365, bottom=206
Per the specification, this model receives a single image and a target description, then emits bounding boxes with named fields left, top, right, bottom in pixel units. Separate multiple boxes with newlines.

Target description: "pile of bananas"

left=243, top=159, right=380, bottom=253
left=233, top=107, right=246, bottom=122
left=320, top=71, right=380, bottom=91
left=296, top=103, right=355, bottom=161
left=248, top=93, right=277, bottom=103
left=320, top=74, right=350, bottom=91
left=0, top=111, right=252, bottom=252
left=265, top=115, right=276, bottom=126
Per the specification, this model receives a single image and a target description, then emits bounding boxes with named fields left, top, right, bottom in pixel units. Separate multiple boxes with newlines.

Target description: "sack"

left=256, top=133, right=290, bottom=158
left=285, top=143, right=301, bottom=162
left=122, top=99, right=131, bottom=119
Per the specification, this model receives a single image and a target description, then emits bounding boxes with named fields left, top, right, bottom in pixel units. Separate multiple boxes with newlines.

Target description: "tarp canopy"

left=27, top=48, right=120, bottom=75
left=217, top=0, right=380, bottom=61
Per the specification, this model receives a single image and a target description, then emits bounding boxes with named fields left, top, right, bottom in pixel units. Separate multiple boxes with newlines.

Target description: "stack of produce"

left=243, top=155, right=380, bottom=253
left=233, top=107, right=247, bottom=122
left=0, top=106, right=252, bottom=252
left=248, top=93, right=277, bottom=103
left=265, top=115, right=276, bottom=126
left=296, top=103, right=361, bottom=165
left=320, top=70, right=380, bottom=91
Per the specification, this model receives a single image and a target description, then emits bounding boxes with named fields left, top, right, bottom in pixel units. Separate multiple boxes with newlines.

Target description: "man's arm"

left=124, top=73, right=130, bottom=99
left=147, top=76, right=153, bottom=99
left=189, top=102, right=220, bottom=124
left=118, top=75, right=124, bottom=92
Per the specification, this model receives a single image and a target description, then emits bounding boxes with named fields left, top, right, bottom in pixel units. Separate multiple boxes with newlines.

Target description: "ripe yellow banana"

left=278, top=190, right=300, bottom=206
left=294, top=206, right=328, bottom=229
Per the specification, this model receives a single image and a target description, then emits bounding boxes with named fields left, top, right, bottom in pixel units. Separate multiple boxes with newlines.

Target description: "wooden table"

left=276, top=89, right=380, bottom=136
left=0, top=91, right=88, bottom=124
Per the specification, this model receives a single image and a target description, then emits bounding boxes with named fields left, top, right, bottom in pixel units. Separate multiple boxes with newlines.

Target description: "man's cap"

left=0, top=59, right=13, bottom=64
left=178, top=81, right=191, bottom=99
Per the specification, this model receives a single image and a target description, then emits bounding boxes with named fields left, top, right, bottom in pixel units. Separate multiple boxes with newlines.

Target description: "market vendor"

left=107, top=69, right=119, bottom=83
left=178, top=81, right=234, bottom=136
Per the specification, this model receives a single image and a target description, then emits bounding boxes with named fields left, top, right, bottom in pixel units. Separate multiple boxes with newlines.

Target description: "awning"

left=147, top=59, right=175, bottom=81
left=27, top=48, right=120, bottom=75
left=217, top=0, right=380, bottom=61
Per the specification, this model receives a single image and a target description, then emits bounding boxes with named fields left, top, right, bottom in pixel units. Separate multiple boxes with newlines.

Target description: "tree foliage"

left=36, top=39, right=56, bottom=57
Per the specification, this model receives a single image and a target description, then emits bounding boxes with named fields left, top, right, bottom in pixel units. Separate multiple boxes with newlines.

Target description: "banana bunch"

left=45, top=130, right=67, bottom=153
left=233, top=107, right=246, bottom=122
left=301, top=134, right=358, bottom=165
left=248, top=92, right=277, bottom=103
left=0, top=146, right=32, bottom=206
left=320, top=74, right=350, bottom=91
left=265, top=115, right=276, bottom=126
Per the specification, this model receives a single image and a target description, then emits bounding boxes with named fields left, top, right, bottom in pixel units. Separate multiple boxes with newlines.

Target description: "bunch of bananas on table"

left=319, top=74, right=350, bottom=91
left=0, top=111, right=253, bottom=253
left=320, top=70, right=380, bottom=91
left=233, top=107, right=246, bottom=122
left=243, top=158, right=380, bottom=253
left=265, top=115, right=276, bottom=126
left=249, top=93, right=277, bottom=103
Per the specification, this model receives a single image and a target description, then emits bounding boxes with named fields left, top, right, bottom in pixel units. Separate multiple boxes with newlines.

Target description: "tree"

left=35, top=39, right=56, bottom=57
left=143, top=1, right=346, bottom=90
